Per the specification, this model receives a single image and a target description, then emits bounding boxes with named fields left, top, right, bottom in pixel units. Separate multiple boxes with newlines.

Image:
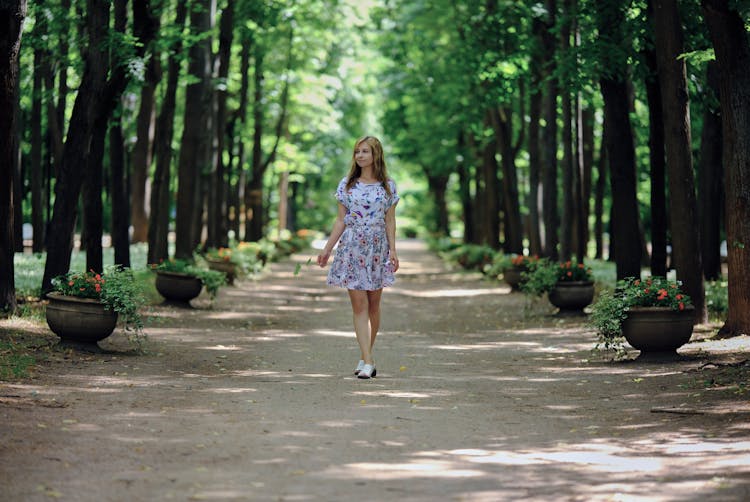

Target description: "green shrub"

left=705, top=279, right=728, bottom=320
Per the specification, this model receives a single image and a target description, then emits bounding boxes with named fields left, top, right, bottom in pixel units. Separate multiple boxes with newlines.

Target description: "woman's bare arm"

left=317, top=203, right=347, bottom=267
left=385, top=203, right=399, bottom=272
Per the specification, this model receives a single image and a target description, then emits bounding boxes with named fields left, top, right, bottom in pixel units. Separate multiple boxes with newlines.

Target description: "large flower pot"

left=548, top=280, right=595, bottom=311
left=155, top=271, right=203, bottom=304
left=622, top=306, right=695, bottom=353
left=503, top=266, right=526, bottom=290
left=46, top=292, right=118, bottom=343
left=206, top=258, right=236, bottom=285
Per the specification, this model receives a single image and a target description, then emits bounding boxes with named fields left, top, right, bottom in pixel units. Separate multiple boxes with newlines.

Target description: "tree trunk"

left=42, top=0, right=110, bottom=294
left=232, top=39, right=251, bottom=240
left=594, top=117, right=607, bottom=260
left=277, top=170, right=289, bottom=234
left=643, top=40, right=668, bottom=277
left=560, top=91, right=574, bottom=261
left=12, top=78, right=23, bottom=253
left=175, top=0, right=213, bottom=259
left=130, top=0, right=161, bottom=244
left=207, top=0, right=234, bottom=249
left=0, top=0, right=26, bottom=314
left=457, top=131, right=474, bottom=243
left=83, top=114, right=106, bottom=273
left=491, top=107, right=523, bottom=254
left=245, top=30, right=292, bottom=242
left=245, top=47, right=265, bottom=242
left=148, top=0, right=187, bottom=265
left=698, top=60, right=723, bottom=281
left=426, top=172, right=450, bottom=236
left=110, top=115, right=130, bottom=267
left=596, top=1, right=642, bottom=279
left=527, top=33, right=543, bottom=256
left=541, top=0, right=559, bottom=259
left=653, top=0, right=706, bottom=322
left=485, top=135, right=500, bottom=249
left=701, top=0, right=750, bottom=337
left=578, top=105, right=594, bottom=261
left=560, top=0, right=573, bottom=261
left=31, top=45, right=45, bottom=253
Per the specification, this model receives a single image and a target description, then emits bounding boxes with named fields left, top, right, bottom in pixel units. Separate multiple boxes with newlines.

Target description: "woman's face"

left=354, top=142, right=374, bottom=170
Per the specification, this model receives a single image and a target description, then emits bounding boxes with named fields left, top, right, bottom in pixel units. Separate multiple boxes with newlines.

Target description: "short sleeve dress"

left=327, top=177, right=400, bottom=290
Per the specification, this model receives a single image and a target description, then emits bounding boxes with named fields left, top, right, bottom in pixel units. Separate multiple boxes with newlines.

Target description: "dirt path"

left=2, top=240, right=750, bottom=501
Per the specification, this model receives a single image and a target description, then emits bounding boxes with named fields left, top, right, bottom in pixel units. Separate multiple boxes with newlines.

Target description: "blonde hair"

left=345, top=136, right=392, bottom=196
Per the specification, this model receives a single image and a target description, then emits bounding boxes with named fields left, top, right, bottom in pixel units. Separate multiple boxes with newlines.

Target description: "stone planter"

left=206, top=258, right=237, bottom=285
left=503, top=266, right=527, bottom=290
left=548, top=280, right=595, bottom=311
left=155, top=271, right=203, bottom=305
left=46, top=292, right=118, bottom=343
left=622, top=306, right=695, bottom=353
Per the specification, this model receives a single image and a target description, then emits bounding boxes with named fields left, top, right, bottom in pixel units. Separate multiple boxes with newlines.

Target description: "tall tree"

left=0, top=0, right=27, bottom=314
left=642, top=23, right=668, bottom=277
left=701, top=0, right=750, bottom=337
left=244, top=24, right=292, bottom=242
left=541, top=0, right=559, bottom=259
left=130, top=0, right=161, bottom=244
left=148, top=0, right=187, bottom=264
left=29, top=3, right=50, bottom=253
left=595, top=0, right=642, bottom=279
left=652, top=0, right=706, bottom=321
left=527, top=16, right=545, bottom=256
left=175, top=0, right=213, bottom=259
left=110, top=110, right=130, bottom=267
left=697, top=60, right=723, bottom=281
left=559, top=0, right=574, bottom=261
left=207, top=0, right=234, bottom=249
left=42, top=0, right=112, bottom=293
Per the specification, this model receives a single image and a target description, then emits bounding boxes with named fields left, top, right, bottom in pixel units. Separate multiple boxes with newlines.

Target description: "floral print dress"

left=327, top=177, right=400, bottom=290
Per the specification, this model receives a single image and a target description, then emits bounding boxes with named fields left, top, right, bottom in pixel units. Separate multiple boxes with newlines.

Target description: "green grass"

left=0, top=339, right=37, bottom=380
left=14, top=243, right=152, bottom=299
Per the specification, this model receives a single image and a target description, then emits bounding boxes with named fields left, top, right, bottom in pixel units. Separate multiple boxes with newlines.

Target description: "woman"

left=317, top=136, right=400, bottom=379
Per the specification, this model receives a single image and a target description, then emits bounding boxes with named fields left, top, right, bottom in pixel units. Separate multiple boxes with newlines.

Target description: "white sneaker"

left=354, top=360, right=365, bottom=375
left=358, top=364, right=376, bottom=379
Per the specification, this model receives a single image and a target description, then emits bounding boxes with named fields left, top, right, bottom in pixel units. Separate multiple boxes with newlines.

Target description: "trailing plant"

left=589, top=276, right=694, bottom=353
left=521, top=259, right=593, bottom=296
left=151, top=259, right=226, bottom=299
left=445, top=244, right=495, bottom=271
left=51, top=265, right=146, bottom=343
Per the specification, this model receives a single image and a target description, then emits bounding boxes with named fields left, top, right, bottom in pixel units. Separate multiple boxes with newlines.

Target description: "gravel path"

left=2, top=240, right=750, bottom=501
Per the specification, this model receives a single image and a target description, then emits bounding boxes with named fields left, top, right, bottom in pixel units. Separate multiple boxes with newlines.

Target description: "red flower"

left=567, top=271, right=572, bottom=277
left=68, top=281, right=74, bottom=286
left=676, top=294, right=683, bottom=300
left=679, top=302, right=685, bottom=311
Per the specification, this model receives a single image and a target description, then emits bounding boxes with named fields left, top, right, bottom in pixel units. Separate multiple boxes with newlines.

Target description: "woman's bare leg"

left=367, top=289, right=382, bottom=350
left=348, top=290, right=373, bottom=364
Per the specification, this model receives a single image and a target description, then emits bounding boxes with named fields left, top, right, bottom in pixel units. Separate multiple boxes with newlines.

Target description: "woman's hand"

left=390, top=250, right=399, bottom=272
left=317, top=251, right=331, bottom=268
